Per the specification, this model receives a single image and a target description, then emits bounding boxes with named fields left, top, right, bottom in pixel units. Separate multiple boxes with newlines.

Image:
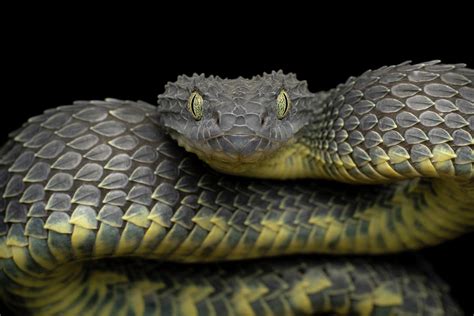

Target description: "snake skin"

left=302, top=60, right=474, bottom=183
left=0, top=61, right=472, bottom=315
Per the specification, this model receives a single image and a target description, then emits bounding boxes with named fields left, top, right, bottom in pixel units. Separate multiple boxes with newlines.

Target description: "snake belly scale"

left=0, top=61, right=473, bottom=315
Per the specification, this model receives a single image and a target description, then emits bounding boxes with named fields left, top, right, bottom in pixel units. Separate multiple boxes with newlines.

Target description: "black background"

left=2, top=15, right=473, bottom=315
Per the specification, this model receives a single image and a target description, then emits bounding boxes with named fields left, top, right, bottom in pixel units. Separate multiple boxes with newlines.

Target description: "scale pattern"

left=2, top=256, right=462, bottom=316
left=0, top=100, right=468, bottom=315
left=304, top=61, right=474, bottom=182
left=0, top=61, right=472, bottom=315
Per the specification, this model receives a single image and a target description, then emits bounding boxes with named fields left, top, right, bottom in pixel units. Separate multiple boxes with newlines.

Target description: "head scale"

left=157, top=71, right=315, bottom=174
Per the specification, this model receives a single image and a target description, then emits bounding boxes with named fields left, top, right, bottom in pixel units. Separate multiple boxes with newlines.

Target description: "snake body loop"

left=0, top=61, right=473, bottom=315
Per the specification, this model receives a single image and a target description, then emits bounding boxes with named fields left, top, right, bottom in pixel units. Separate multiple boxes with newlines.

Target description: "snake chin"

left=169, top=130, right=313, bottom=180
left=170, top=130, right=287, bottom=174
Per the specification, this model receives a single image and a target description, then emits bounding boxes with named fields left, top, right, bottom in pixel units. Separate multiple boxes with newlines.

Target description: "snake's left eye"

left=276, top=89, right=291, bottom=119
left=188, top=91, right=203, bottom=120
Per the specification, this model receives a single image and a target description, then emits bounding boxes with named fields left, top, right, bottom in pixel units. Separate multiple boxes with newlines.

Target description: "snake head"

left=157, top=71, right=317, bottom=175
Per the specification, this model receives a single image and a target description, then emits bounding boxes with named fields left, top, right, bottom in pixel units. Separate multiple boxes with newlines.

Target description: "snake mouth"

left=170, top=131, right=284, bottom=166
left=205, top=135, right=272, bottom=160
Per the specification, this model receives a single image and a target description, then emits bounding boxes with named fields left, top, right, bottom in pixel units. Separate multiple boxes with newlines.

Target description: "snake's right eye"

left=188, top=91, right=204, bottom=120
left=276, top=89, right=291, bottom=119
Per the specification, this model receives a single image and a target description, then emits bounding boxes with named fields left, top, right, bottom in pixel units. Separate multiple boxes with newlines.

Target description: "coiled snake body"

left=0, top=61, right=473, bottom=315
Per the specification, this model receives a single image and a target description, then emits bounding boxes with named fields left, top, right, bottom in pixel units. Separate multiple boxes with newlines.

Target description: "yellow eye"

left=188, top=91, right=203, bottom=120
left=277, top=90, right=291, bottom=119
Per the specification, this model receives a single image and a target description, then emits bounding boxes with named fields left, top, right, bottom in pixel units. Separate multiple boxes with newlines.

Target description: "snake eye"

left=188, top=91, right=203, bottom=120
left=276, top=90, right=291, bottom=119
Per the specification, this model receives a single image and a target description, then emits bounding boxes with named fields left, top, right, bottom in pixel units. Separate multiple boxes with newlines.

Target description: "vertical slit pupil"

left=191, top=94, right=197, bottom=116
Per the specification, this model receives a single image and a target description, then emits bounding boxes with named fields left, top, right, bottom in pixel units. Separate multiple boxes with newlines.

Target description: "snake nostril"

left=261, top=116, right=265, bottom=126
left=214, top=112, right=220, bottom=126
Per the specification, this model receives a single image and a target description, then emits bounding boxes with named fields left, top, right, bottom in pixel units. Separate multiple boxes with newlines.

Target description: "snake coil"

left=0, top=61, right=473, bottom=315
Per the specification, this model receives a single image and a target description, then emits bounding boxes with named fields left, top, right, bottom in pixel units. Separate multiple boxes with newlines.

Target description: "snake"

left=0, top=60, right=473, bottom=316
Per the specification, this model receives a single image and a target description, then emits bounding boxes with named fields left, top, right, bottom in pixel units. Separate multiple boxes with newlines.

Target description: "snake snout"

left=209, top=111, right=268, bottom=158
left=220, top=134, right=262, bottom=157
left=218, top=112, right=263, bottom=132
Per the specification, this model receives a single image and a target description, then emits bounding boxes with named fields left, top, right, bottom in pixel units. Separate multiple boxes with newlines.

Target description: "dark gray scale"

left=126, top=185, right=153, bottom=206
left=5, top=201, right=27, bottom=223
left=391, top=83, right=421, bottom=98
left=407, top=71, right=439, bottom=83
left=74, top=163, right=104, bottom=182
left=359, top=114, right=378, bottom=131
left=435, top=99, right=458, bottom=113
left=56, top=122, right=89, bottom=138
left=84, top=144, right=113, bottom=161
left=378, top=117, right=397, bottom=132
left=406, top=95, right=434, bottom=111
left=24, top=131, right=54, bottom=148
left=129, top=166, right=156, bottom=186
left=73, top=107, right=109, bottom=122
left=105, top=154, right=133, bottom=171
left=419, top=111, right=444, bottom=127
left=102, top=190, right=127, bottom=207
left=132, top=145, right=159, bottom=163
left=9, top=151, right=36, bottom=173
left=20, top=184, right=45, bottom=204
left=25, top=217, right=47, bottom=239
left=396, top=111, right=419, bottom=128
left=410, top=144, right=433, bottom=163
left=376, top=99, right=405, bottom=113
left=51, top=152, right=82, bottom=170
left=170, top=205, right=195, bottom=229
left=122, top=203, right=151, bottom=228
left=97, top=204, right=124, bottom=228
left=99, top=173, right=129, bottom=190
left=440, top=72, right=471, bottom=86
left=133, top=124, right=163, bottom=142
left=405, top=128, right=429, bottom=145
left=149, top=202, right=173, bottom=228
left=14, top=124, right=42, bottom=143
left=455, top=147, right=474, bottom=165
left=109, top=106, right=146, bottom=124
left=444, top=113, right=469, bottom=129
left=457, top=98, right=474, bottom=114
left=364, top=85, right=389, bottom=101
left=45, top=173, right=74, bottom=191
left=380, top=72, right=406, bottom=84
left=44, top=212, right=72, bottom=233
left=91, top=121, right=127, bottom=137
left=70, top=206, right=98, bottom=230
left=45, top=193, right=72, bottom=212
left=383, top=131, right=405, bottom=147
left=35, top=140, right=66, bottom=159
left=27, top=202, right=47, bottom=217
left=424, top=83, right=458, bottom=98
left=67, top=134, right=100, bottom=151
left=109, top=135, right=139, bottom=151
left=428, top=128, right=453, bottom=144
left=452, top=130, right=472, bottom=146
